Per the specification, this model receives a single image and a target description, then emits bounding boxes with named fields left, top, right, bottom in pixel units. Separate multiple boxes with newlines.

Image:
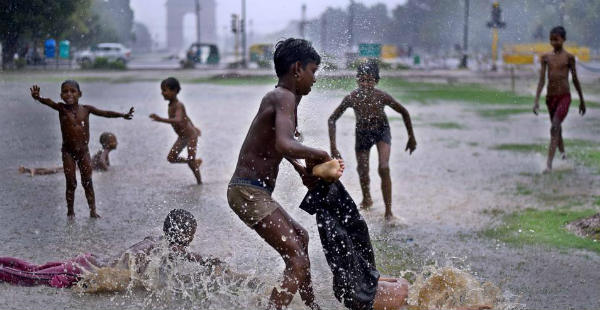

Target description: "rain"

left=1, top=0, right=600, bottom=309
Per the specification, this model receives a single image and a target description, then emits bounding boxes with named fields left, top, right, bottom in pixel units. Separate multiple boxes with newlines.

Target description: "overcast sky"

left=130, top=0, right=407, bottom=47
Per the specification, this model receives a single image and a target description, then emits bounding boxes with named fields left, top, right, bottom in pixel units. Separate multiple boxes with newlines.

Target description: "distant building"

left=166, top=0, right=216, bottom=51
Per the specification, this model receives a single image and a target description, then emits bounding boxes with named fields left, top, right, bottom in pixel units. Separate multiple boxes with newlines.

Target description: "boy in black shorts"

left=328, top=59, right=416, bottom=221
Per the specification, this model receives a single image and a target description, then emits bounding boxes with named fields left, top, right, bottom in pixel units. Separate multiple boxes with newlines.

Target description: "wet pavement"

left=1, top=75, right=599, bottom=309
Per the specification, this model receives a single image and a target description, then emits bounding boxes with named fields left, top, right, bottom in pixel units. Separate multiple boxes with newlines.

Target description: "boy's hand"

left=123, top=107, right=135, bottom=120
left=579, top=100, right=586, bottom=116
left=30, top=85, right=41, bottom=100
left=533, top=101, right=540, bottom=115
left=149, top=113, right=160, bottom=121
left=405, top=135, right=416, bottom=155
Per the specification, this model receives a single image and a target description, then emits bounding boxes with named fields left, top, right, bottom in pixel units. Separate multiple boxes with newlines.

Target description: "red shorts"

left=546, top=93, right=571, bottom=123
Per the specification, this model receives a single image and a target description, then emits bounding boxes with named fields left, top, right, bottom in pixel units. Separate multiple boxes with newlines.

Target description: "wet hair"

left=99, top=132, right=117, bottom=149
left=163, top=209, right=197, bottom=246
left=61, top=80, right=81, bottom=92
left=273, top=38, right=321, bottom=78
left=356, top=59, right=380, bottom=82
left=161, top=77, right=181, bottom=93
left=550, top=26, right=566, bottom=40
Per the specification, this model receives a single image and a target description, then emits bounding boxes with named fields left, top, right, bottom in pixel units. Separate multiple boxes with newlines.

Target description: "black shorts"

left=355, top=126, right=391, bottom=151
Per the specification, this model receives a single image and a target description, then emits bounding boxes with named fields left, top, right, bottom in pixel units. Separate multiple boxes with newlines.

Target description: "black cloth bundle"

left=299, top=180, right=380, bottom=310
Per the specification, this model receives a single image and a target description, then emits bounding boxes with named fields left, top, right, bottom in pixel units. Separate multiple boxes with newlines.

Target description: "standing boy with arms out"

left=30, top=81, right=134, bottom=218
left=534, top=26, right=585, bottom=173
left=328, top=60, right=416, bottom=221
left=150, top=77, right=203, bottom=184
left=227, top=38, right=343, bottom=310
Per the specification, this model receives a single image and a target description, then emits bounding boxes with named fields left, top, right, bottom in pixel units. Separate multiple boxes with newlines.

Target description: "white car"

left=76, top=43, right=131, bottom=66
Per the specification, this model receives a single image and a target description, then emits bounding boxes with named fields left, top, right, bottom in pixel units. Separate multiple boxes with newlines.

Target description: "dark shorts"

left=546, top=93, right=571, bottom=123
left=355, top=126, right=391, bottom=151
left=227, top=178, right=280, bottom=228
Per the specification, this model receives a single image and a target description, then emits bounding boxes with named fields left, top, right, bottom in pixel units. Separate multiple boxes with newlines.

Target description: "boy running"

left=328, top=60, right=416, bottom=220
left=29, top=82, right=134, bottom=218
left=533, top=26, right=586, bottom=173
left=150, top=77, right=203, bottom=184
left=227, top=38, right=343, bottom=310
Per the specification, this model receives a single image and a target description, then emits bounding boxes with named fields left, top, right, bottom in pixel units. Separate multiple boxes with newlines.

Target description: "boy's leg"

left=167, top=137, right=189, bottom=163
left=376, top=141, right=393, bottom=219
left=77, top=152, right=98, bottom=218
left=185, top=136, right=202, bottom=184
left=62, top=152, right=77, bottom=218
left=253, top=208, right=317, bottom=310
left=546, top=117, right=563, bottom=172
left=558, top=126, right=566, bottom=158
left=356, top=150, right=373, bottom=209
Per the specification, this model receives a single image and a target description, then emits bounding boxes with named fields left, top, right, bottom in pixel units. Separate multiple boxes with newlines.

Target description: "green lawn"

left=483, top=208, right=600, bottom=253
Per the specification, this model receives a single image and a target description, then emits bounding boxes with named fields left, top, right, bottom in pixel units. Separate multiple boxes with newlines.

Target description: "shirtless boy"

left=227, top=38, right=343, bottom=310
left=150, top=77, right=203, bottom=184
left=29, top=81, right=134, bottom=218
left=19, top=132, right=118, bottom=176
left=0, top=209, right=226, bottom=290
left=533, top=26, right=585, bottom=173
left=328, top=59, right=416, bottom=220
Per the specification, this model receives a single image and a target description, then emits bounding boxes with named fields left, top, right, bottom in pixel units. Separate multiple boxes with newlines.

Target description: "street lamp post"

left=241, top=0, right=247, bottom=68
left=195, top=0, right=201, bottom=43
left=459, top=0, right=469, bottom=68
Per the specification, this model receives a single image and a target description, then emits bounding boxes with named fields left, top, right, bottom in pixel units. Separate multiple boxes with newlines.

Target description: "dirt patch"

left=566, top=213, right=600, bottom=240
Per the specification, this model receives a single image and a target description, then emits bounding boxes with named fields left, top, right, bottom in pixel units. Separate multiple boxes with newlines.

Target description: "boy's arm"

left=327, top=96, right=351, bottom=158
left=87, top=106, right=134, bottom=119
left=30, top=85, right=60, bottom=110
left=385, top=94, right=416, bottom=154
left=275, top=95, right=330, bottom=162
left=569, top=55, right=585, bottom=116
left=533, top=55, right=547, bottom=115
left=149, top=105, right=183, bottom=124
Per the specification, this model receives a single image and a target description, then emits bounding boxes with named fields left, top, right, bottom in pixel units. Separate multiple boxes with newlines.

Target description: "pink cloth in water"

left=0, top=253, right=96, bottom=288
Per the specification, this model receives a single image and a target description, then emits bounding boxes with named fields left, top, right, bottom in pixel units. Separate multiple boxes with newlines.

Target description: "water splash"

left=74, top=241, right=270, bottom=309
left=407, top=266, right=500, bottom=310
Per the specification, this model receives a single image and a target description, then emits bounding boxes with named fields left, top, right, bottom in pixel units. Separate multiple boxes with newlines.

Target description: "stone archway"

left=166, top=0, right=216, bottom=51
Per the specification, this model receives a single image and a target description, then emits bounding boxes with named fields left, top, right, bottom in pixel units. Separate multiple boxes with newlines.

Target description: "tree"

left=0, top=0, right=85, bottom=68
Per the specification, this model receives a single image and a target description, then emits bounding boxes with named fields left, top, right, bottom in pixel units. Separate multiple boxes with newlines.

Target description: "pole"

left=460, top=0, right=469, bottom=68
left=320, top=15, right=327, bottom=51
left=491, top=27, right=498, bottom=71
left=348, top=0, right=354, bottom=49
left=241, top=0, right=247, bottom=68
left=195, top=0, right=201, bottom=43
left=300, top=4, right=307, bottom=38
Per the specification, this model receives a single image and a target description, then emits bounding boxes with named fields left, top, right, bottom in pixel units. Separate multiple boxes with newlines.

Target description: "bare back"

left=543, top=50, right=574, bottom=96
left=232, top=88, right=296, bottom=189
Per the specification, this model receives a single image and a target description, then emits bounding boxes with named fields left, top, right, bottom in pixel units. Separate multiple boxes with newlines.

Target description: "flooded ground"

left=1, top=72, right=599, bottom=309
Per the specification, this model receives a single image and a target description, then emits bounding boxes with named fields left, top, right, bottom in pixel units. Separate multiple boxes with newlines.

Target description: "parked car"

left=75, top=43, right=131, bottom=67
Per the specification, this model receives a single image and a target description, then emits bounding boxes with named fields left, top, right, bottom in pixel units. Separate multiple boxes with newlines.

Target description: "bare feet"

left=195, top=158, right=203, bottom=167
left=90, top=209, right=101, bottom=218
left=360, top=197, right=373, bottom=210
left=67, top=212, right=75, bottom=219
left=312, top=159, right=344, bottom=182
left=384, top=212, right=396, bottom=221
left=561, top=152, right=567, bottom=160
left=543, top=167, right=552, bottom=174
left=18, top=166, right=25, bottom=174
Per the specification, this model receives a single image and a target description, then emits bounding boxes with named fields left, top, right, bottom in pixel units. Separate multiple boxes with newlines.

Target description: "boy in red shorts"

left=533, top=26, right=585, bottom=173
